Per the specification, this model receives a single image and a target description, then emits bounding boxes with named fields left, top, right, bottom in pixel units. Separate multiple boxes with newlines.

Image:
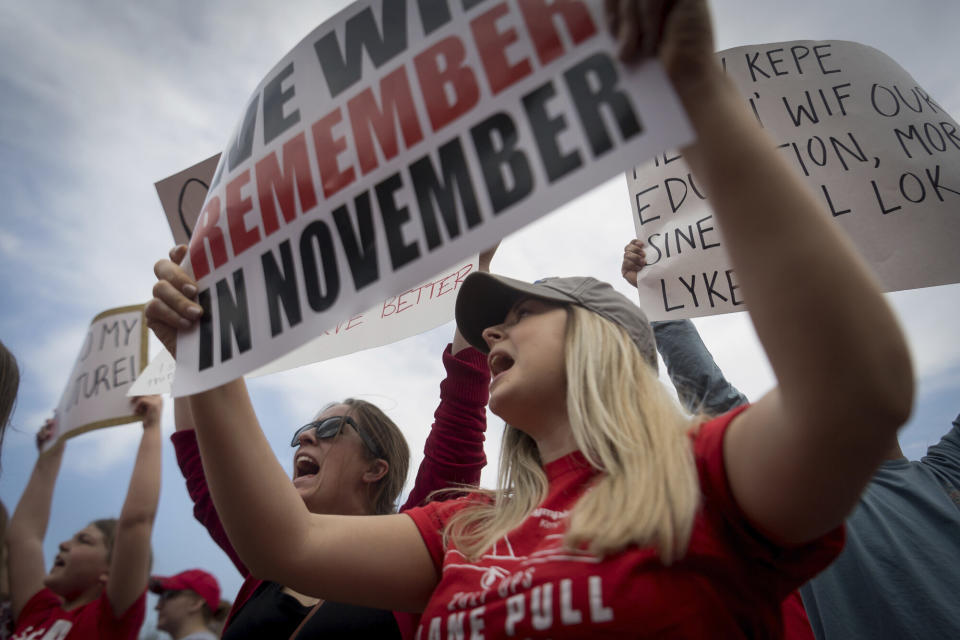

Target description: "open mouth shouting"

left=488, top=351, right=515, bottom=388
left=293, top=452, right=321, bottom=487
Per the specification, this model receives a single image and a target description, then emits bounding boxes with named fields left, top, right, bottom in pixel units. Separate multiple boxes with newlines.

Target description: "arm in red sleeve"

left=171, top=429, right=250, bottom=577
left=401, top=344, right=490, bottom=510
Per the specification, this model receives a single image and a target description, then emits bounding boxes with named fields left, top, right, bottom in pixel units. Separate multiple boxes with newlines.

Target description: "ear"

left=187, top=594, right=205, bottom=615
left=98, top=570, right=109, bottom=587
left=362, top=459, right=389, bottom=484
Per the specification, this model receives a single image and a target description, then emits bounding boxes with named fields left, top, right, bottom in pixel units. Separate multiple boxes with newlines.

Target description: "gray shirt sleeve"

left=652, top=319, right=748, bottom=416
left=920, top=416, right=960, bottom=504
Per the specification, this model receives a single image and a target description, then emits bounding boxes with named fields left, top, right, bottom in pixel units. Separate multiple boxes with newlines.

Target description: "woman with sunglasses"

left=147, top=0, right=915, bottom=635
left=165, top=250, right=496, bottom=639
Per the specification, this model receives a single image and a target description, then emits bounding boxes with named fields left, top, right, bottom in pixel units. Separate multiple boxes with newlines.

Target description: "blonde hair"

left=444, top=305, right=700, bottom=564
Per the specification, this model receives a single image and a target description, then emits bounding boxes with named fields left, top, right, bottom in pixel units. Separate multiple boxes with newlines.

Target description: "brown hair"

left=91, top=518, right=118, bottom=559
left=0, top=339, right=19, bottom=452
left=340, top=398, right=410, bottom=515
left=90, top=518, right=154, bottom=570
left=206, top=598, right=232, bottom=634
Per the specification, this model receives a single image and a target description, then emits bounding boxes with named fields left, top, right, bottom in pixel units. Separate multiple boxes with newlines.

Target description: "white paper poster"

left=172, top=0, right=694, bottom=396
left=626, top=40, right=960, bottom=320
left=130, top=256, right=475, bottom=395
left=49, top=305, right=148, bottom=450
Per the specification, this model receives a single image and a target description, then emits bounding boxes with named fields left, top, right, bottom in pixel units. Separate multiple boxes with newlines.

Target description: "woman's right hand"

left=605, top=0, right=718, bottom=92
left=145, top=245, right=204, bottom=358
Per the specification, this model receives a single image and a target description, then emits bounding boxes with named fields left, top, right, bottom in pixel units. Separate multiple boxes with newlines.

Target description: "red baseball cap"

left=149, top=569, right=220, bottom=612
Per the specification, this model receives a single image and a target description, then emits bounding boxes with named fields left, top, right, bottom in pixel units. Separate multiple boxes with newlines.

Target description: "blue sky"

left=1, top=0, right=958, bottom=635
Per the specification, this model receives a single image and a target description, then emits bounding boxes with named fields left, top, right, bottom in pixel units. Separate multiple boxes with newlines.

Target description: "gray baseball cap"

left=455, top=272, right=658, bottom=372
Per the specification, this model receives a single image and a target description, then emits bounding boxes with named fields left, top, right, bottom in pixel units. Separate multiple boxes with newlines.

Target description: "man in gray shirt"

left=798, top=418, right=960, bottom=639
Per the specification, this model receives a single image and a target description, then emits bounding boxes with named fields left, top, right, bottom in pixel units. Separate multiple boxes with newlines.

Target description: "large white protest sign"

left=47, top=305, right=148, bottom=451
left=626, top=40, right=960, bottom=320
left=172, top=0, right=694, bottom=396
left=155, top=154, right=221, bottom=246
left=131, top=255, right=475, bottom=395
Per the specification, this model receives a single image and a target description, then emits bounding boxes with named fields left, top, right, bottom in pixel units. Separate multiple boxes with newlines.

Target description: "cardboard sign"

left=155, top=154, right=221, bottom=246
left=131, top=256, right=475, bottom=395
left=48, top=305, right=148, bottom=450
left=171, top=0, right=694, bottom=396
left=626, top=40, right=960, bottom=320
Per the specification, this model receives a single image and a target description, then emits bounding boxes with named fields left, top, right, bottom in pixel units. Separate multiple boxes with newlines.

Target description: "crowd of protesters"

left=2, top=0, right=958, bottom=638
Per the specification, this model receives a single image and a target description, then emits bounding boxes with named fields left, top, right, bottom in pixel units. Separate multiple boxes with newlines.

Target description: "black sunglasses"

left=289, top=415, right=384, bottom=458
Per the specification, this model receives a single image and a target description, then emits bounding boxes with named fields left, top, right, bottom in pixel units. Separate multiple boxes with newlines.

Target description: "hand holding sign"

left=36, top=418, right=63, bottom=457
left=131, top=395, right=164, bottom=430
left=621, top=238, right=649, bottom=288
left=607, top=0, right=718, bottom=92
left=146, top=246, right=204, bottom=358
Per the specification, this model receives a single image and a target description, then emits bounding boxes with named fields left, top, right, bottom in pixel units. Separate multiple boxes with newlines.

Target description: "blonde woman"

left=146, top=0, right=914, bottom=636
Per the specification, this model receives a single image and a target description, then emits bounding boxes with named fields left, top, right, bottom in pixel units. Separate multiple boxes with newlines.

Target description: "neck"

left=884, top=437, right=905, bottom=461
left=532, top=421, right=578, bottom=465
left=172, top=615, right=210, bottom=639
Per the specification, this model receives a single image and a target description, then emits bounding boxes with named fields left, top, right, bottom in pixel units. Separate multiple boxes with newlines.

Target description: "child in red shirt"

left=7, top=397, right=162, bottom=640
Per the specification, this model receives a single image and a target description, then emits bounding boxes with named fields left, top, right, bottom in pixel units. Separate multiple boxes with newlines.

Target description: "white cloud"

left=0, top=230, right=20, bottom=255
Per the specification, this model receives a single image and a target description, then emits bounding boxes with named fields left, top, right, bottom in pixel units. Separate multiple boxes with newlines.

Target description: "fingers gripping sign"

left=621, top=239, right=649, bottom=288
left=131, top=395, right=163, bottom=429
left=146, top=245, right=204, bottom=359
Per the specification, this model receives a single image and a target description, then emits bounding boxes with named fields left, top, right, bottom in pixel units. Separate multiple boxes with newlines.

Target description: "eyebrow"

left=507, top=297, right=533, bottom=315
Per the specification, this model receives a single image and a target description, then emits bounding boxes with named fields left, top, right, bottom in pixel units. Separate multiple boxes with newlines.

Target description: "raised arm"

left=403, top=247, right=496, bottom=509
left=106, top=396, right=163, bottom=617
left=612, top=0, right=913, bottom=543
left=171, top=396, right=249, bottom=576
left=6, top=421, right=63, bottom=619
left=622, top=240, right=747, bottom=415
left=147, top=249, right=438, bottom=612
left=919, top=413, right=960, bottom=486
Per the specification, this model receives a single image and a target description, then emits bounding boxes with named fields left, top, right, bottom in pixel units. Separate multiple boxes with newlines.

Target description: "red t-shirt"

left=406, top=409, right=843, bottom=638
left=11, top=588, right=145, bottom=640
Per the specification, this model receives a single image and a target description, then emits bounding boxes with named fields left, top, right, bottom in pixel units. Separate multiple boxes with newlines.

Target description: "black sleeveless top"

left=223, top=580, right=401, bottom=639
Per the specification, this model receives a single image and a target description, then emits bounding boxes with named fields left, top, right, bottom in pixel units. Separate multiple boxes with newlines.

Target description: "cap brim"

left=455, top=272, right=578, bottom=353
left=148, top=577, right=170, bottom=594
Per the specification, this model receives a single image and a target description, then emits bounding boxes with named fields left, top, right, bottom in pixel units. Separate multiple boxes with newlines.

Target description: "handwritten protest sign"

left=172, top=0, right=694, bottom=396
left=155, top=154, right=221, bottom=246
left=47, top=305, right=148, bottom=451
left=626, top=40, right=960, bottom=320
left=127, top=350, right=176, bottom=397
left=131, top=255, right=475, bottom=395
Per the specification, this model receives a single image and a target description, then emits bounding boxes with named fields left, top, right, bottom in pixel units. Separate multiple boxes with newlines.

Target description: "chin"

left=488, top=395, right=520, bottom=427
left=43, top=575, right=70, bottom=598
left=294, top=482, right=313, bottom=503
